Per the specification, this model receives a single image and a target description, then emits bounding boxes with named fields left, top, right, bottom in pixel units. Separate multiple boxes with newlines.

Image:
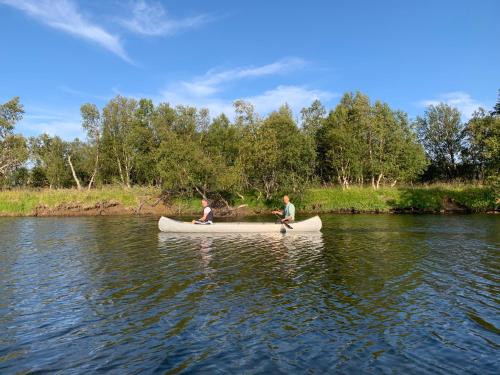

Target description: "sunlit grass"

left=301, top=184, right=496, bottom=212
left=0, top=184, right=496, bottom=216
left=0, top=186, right=160, bottom=215
left=302, top=186, right=398, bottom=211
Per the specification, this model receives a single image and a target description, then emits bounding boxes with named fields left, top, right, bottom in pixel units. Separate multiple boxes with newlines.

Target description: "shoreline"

left=0, top=185, right=497, bottom=217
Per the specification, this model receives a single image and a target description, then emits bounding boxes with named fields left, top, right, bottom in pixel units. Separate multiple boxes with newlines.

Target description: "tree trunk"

left=124, top=156, right=132, bottom=188
left=391, top=179, right=397, bottom=187
left=376, top=173, right=383, bottom=189
left=88, top=153, right=99, bottom=190
left=194, top=186, right=207, bottom=199
left=116, top=156, right=125, bottom=185
left=125, top=165, right=131, bottom=188
left=67, top=155, right=82, bottom=190
left=342, top=176, right=349, bottom=189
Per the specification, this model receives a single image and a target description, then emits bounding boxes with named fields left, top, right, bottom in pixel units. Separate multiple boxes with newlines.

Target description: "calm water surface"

left=0, top=215, right=498, bottom=374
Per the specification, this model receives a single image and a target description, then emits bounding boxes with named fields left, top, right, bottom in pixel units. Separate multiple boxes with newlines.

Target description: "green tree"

left=29, top=134, right=72, bottom=188
left=101, top=96, right=138, bottom=187
left=370, top=103, right=427, bottom=187
left=318, top=92, right=426, bottom=188
left=0, top=96, right=24, bottom=138
left=240, top=105, right=315, bottom=199
left=234, top=100, right=257, bottom=127
left=204, top=114, right=240, bottom=166
left=301, top=99, right=326, bottom=136
left=464, top=108, right=500, bottom=181
left=319, top=98, right=363, bottom=188
left=156, top=131, right=217, bottom=197
left=130, top=99, right=157, bottom=185
left=491, top=90, right=500, bottom=116
left=81, top=103, right=102, bottom=189
left=0, top=97, right=28, bottom=181
left=415, top=103, right=465, bottom=180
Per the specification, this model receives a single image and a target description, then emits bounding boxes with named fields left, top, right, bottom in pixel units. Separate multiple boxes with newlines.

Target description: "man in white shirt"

left=272, top=195, right=296, bottom=223
left=192, top=198, right=214, bottom=224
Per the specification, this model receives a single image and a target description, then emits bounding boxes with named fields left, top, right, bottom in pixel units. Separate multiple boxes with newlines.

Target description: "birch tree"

left=81, top=103, right=102, bottom=189
left=101, top=96, right=138, bottom=187
left=0, top=97, right=28, bottom=180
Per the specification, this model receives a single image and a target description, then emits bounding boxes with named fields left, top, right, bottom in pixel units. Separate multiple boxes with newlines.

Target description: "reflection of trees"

left=0, top=217, right=151, bottom=372
left=159, top=232, right=325, bottom=282
left=321, top=215, right=428, bottom=298
left=315, top=214, right=430, bottom=343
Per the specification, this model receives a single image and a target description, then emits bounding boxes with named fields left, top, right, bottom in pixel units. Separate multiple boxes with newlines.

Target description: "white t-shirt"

left=203, top=207, right=212, bottom=216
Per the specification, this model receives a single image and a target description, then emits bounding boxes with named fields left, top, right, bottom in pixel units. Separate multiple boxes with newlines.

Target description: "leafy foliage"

left=318, top=92, right=427, bottom=188
left=415, top=103, right=465, bottom=180
left=0, top=97, right=28, bottom=182
left=1, top=91, right=498, bottom=203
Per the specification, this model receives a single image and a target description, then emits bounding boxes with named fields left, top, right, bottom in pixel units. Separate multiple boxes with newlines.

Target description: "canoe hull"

left=158, top=216, right=322, bottom=233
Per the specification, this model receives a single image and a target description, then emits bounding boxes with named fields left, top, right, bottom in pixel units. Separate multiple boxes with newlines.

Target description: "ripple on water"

left=0, top=215, right=499, bottom=374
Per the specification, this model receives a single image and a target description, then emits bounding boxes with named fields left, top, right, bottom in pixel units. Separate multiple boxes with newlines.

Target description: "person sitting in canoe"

left=192, top=198, right=214, bottom=224
left=272, top=195, right=295, bottom=223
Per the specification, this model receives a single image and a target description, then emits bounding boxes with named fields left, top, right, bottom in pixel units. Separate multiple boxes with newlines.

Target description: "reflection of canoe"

left=158, top=216, right=322, bottom=233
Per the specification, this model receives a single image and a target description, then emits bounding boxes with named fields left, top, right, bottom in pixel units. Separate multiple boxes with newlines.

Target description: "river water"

left=0, top=215, right=498, bottom=374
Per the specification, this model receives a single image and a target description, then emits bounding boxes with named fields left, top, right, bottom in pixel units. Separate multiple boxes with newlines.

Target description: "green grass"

left=0, top=186, right=159, bottom=215
left=396, top=184, right=496, bottom=212
left=0, top=184, right=496, bottom=216
left=301, top=186, right=399, bottom=212
left=301, top=184, right=497, bottom=213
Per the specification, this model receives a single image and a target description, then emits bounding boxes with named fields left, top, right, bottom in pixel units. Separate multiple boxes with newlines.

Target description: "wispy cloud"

left=120, top=0, right=211, bottom=36
left=419, top=91, right=486, bottom=120
left=180, top=58, right=307, bottom=97
left=0, top=0, right=131, bottom=63
left=17, top=106, right=83, bottom=140
left=59, top=85, right=114, bottom=101
left=242, top=85, right=335, bottom=115
left=159, top=59, right=335, bottom=117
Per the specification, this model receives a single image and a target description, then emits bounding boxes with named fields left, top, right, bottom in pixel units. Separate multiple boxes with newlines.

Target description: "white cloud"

left=159, top=59, right=335, bottom=118
left=0, top=0, right=131, bottom=62
left=181, top=58, right=306, bottom=97
left=243, top=85, right=335, bottom=115
left=120, top=0, right=211, bottom=36
left=419, top=91, right=485, bottom=120
left=17, top=107, right=84, bottom=140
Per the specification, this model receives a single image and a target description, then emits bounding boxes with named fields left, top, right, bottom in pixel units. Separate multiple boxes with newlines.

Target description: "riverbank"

left=0, top=185, right=497, bottom=217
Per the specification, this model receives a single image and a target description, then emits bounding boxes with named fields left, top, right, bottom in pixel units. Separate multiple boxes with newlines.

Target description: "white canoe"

left=158, top=216, right=322, bottom=233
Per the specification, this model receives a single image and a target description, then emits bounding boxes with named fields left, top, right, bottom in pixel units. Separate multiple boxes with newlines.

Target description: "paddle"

left=275, top=213, right=293, bottom=230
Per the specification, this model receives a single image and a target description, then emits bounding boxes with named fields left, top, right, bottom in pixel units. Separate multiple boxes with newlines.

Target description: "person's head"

left=201, top=198, right=209, bottom=207
left=283, top=195, right=290, bottom=204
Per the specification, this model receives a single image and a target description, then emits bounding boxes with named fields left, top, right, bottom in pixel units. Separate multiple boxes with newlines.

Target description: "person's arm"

left=192, top=208, right=209, bottom=223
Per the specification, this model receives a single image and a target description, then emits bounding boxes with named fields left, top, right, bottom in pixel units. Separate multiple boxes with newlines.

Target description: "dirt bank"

left=2, top=199, right=493, bottom=217
left=20, top=200, right=256, bottom=217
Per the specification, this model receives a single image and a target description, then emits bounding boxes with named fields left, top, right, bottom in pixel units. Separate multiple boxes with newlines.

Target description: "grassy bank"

left=0, top=186, right=159, bottom=216
left=0, top=184, right=497, bottom=217
left=300, top=184, right=497, bottom=213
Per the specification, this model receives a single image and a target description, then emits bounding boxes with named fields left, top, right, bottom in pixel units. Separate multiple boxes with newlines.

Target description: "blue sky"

left=1, top=0, right=499, bottom=140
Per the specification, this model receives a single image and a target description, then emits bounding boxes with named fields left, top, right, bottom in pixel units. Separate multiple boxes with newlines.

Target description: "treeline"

left=1, top=91, right=499, bottom=199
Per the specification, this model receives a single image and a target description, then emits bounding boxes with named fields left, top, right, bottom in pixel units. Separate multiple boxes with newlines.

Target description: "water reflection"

left=0, top=215, right=498, bottom=374
left=158, top=232, right=325, bottom=279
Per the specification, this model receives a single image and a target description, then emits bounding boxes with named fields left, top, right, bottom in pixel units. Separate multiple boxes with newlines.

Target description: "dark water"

left=0, top=215, right=498, bottom=374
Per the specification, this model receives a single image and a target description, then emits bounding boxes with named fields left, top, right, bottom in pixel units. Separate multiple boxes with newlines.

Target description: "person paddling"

left=192, top=198, right=214, bottom=224
left=272, top=195, right=295, bottom=223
